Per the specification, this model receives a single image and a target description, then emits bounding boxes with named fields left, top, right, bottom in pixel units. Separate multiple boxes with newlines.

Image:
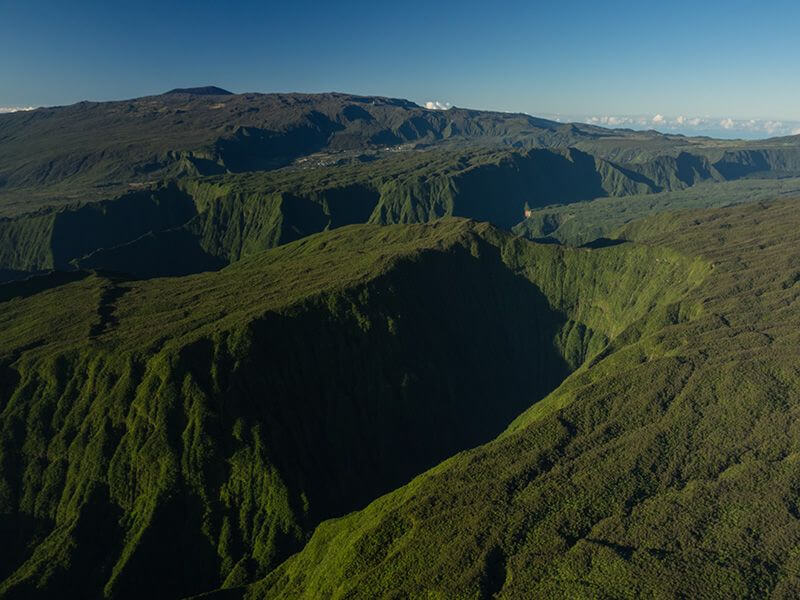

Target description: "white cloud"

left=425, top=100, right=452, bottom=110
left=586, top=115, right=640, bottom=127
left=542, top=112, right=800, bottom=138
left=0, top=106, right=35, bottom=114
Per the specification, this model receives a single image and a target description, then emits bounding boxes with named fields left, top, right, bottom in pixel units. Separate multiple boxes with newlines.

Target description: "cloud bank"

left=425, top=100, right=452, bottom=110
left=545, top=112, right=800, bottom=139
left=0, top=106, right=36, bottom=114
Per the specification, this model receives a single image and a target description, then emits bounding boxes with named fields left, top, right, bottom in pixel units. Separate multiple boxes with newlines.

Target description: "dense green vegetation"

left=5, top=87, right=800, bottom=600
left=242, top=198, right=800, bottom=599
left=515, top=176, right=800, bottom=245
left=0, top=214, right=707, bottom=598
left=0, top=183, right=197, bottom=274
left=4, top=89, right=800, bottom=285
left=4, top=128, right=800, bottom=282
left=0, top=89, right=591, bottom=214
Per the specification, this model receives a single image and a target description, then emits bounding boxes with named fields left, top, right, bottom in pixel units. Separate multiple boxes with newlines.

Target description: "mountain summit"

left=162, top=85, right=233, bottom=95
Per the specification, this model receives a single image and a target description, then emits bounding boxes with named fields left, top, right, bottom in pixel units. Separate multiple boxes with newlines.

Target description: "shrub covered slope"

left=4, top=89, right=800, bottom=285
left=5, top=139, right=800, bottom=282
left=4, top=87, right=800, bottom=600
left=0, top=217, right=705, bottom=598
left=242, top=198, right=800, bottom=599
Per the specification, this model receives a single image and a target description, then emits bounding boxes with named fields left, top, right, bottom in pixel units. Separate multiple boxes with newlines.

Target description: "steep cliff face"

left=5, top=143, right=800, bottom=282
left=624, top=151, right=719, bottom=190
left=0, top=184, right=196, bottom=274
left=49, top=147, right=664, bottom=278
left=187, top=184, right=382, bottom=262
left=0, top=220, right=706, bottom=599
left=371, top=148, right=653, bottom=229
left=0, top=91, right=579, bottom=211
left=244, top=201, right=800, bottom=600
left=708, top=147, right=800, bottom=179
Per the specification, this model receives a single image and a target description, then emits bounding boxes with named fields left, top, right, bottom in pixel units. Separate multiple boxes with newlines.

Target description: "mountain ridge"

left=239, top=198, right=800, bottom=599
left=4, top=82, right=800, bottom=600
left=0, top=88, right=737, bottom=216
left=0, top=217, right=709, bottom=598
left=164, top=86, right=234, bottom=96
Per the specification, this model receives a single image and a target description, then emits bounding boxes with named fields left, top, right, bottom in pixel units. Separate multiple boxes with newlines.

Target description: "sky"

left=2, top=0, right=800, bottom=138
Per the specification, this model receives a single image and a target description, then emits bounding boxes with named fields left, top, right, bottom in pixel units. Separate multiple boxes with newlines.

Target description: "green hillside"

left=5, top=87, right=800, bottom=600
left=5, top=133, right=800, bottom=283
left=241, top=198, right=800, bottom=599
left=5, top=90, right=800, bottom=287
left=0, top=145, right=670, bottom=279
left=19, top=88, right=781, bottom=217
left=0, top=90, right=590, bottom=214
left=515, top=176, right=800, bottom=246
left=0, top=213, right=708, bottom=598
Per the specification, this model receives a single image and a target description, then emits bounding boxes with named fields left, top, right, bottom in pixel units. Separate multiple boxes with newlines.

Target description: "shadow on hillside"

left=190, top=238, right=573, bottom=551
left=75, top=228, right=225, bottom=278
left=580, top=237, right=628, bottom=249
left=0, top=270, right=90, bottom=302
left=50, top=183, right=198, bottom=270
left=0, top=238, right=580, bottom=600
left=452, top=148, right=609, bottom=229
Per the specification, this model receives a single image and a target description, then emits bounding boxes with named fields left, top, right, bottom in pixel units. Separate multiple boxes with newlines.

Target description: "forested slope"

left=0, top=218, right=704, bottom=598
left=242, top=198, right=800, bottom=599
left=5, top=139, right=800, bottom=281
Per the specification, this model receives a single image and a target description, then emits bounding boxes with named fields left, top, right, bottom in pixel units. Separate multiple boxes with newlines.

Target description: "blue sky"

left=2, top=0, right=800, bottom=138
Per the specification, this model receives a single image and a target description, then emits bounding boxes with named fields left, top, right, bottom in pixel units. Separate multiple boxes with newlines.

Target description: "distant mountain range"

left=0, top=88, right=583, bottom=211
left=3, top=88, right=800, bottom=283
left=163, top=86, right=234, bottom=96
left=3, top=86, right=774, bottom=213
left=545, top=113, right=800, bottom=139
